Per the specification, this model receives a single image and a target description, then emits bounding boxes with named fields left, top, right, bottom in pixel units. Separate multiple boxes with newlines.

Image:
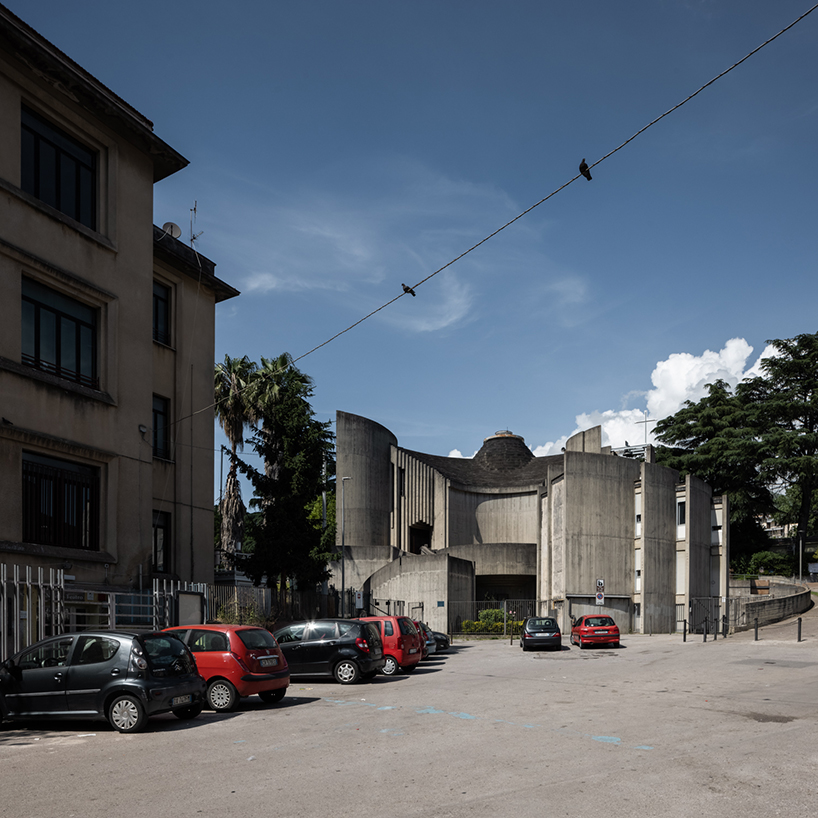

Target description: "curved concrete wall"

left=336, top=411, right=397, bottom=548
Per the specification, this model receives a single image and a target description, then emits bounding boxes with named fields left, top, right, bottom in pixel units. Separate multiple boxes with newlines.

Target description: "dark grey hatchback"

left=519, top=616, right=562, bottom=651
left=273, top=619, right=384, bottom=684
left=0, top=631, right=206, bottom=733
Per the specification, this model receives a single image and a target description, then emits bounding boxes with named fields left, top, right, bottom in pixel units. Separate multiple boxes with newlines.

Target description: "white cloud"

left=531, top=337, right=769, bottom=452
left=646, top=337, right=753, bottom=419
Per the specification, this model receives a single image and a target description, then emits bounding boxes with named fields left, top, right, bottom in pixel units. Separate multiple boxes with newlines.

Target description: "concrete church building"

left=335, top=411, right=729, bottom=636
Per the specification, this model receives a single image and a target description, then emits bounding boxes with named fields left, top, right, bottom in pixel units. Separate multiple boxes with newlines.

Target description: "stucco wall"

left=0, top=28, right=227, bottom=588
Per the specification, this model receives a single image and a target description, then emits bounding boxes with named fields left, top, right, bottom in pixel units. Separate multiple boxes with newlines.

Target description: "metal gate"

left=1, top=563, right=64, bottom=660
left=448, top=600, right=549, bottom=636
left=689, top=597, right=724, bottom=635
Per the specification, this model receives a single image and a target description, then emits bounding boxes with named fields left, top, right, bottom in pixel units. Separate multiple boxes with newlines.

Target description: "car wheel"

left=108, top=695, right=147, bottom=733
left=612, top=641, right=620, bottom=649
left=334, top=660, right=360, bottom=684
left=259, top=688, right=286, bottom=704
left=403, top=664, right=418, bottom=673
left=173, top=703, right=203, bottom=720
left=381, top=656, right=400, bottom=676
left=207, top=679, right=239, bottom=712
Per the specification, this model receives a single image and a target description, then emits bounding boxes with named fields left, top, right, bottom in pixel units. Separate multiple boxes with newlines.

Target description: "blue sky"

left=10, top=1, right=818, bottom=496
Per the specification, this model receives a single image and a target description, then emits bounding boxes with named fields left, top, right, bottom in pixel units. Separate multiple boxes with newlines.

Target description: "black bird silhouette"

left=402, top=283, right=416, bottom=297
left=579, top=158, right=592, bottom=181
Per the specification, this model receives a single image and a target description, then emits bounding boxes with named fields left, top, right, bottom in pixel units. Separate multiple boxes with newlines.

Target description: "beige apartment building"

left=0, top=5, right=238, bottom=595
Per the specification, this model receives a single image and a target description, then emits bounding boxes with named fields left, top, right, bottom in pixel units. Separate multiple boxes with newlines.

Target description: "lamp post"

left=340, top=476, right=351, bottom=617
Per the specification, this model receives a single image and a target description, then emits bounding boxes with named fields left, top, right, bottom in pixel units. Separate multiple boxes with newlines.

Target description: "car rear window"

left=586, top=617, right=615, bottom=627
left=364, top=623, right=382, bottom=647
left=398, top=618, right=416, bottom=636
left=140, top=634, right=196, bottom=676
left=529, top=619, right=557, bottom=630
left=237, top=629, right=277, bottom=649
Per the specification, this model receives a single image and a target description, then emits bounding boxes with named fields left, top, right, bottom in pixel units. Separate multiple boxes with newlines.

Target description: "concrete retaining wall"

left=740, top=587, right=812, bottom=629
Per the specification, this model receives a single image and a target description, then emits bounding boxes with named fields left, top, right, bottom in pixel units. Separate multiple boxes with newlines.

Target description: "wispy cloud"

left=182, top=153, right=593, bottom=336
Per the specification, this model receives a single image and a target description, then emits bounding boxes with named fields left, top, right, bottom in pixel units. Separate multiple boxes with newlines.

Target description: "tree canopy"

left=220, top=354, right=335, bottom=593
left=654, top=331, right=818, bottom=571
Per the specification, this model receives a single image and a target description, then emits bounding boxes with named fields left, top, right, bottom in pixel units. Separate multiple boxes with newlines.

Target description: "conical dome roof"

left=472, top=431, right=533, bottom=472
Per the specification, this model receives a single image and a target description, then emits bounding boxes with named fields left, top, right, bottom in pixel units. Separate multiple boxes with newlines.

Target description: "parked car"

left=359, top=616, right=422, bottom=675
left=273, top=619, right=384, bottom=684
left=0, top=631, right=206, bottom=733
left=519, top=616, right=561, bottom=651
left=428, top=627, right=450, bottom=652
left=414, top=621, right=436, bottom=656
left=570, top=615, right=620, bottom=649
left=164, top=624, right=289, bottom=712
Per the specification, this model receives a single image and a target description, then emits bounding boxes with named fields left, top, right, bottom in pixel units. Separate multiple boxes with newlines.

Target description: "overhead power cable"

left=179, top=1, right=818, bottom=428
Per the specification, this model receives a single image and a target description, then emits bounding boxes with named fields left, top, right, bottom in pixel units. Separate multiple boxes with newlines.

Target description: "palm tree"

left=248, top=353, right=312, bottom=484
left=214, top=355, right=256, bottom=564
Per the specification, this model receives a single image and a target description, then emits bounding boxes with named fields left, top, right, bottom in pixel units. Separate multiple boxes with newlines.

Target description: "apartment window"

left=152, top=510, right=171, bottom=573
left=153, top=281, right=171, bottom=345
left=152, top=395, right=171, bottom=459
left=21, top=107, right=96, bottom=229
left=22, top=452, right=99, bottom=550
left=635, top=492, right=642, bottom=538
left=22, top=277, right=98, bottom=388
left=676, top=499, right=686, bottom=540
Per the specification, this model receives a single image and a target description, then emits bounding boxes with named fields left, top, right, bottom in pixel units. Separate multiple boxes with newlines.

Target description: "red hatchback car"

left=570, top=615, right=620, bottom=649
left=360, top=616, right=422, bottom=675
left=164, top=624, right=289, bottom=711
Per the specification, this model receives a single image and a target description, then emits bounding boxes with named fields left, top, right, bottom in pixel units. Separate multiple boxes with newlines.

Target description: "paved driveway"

left=2, top=602, right=817, bottom=818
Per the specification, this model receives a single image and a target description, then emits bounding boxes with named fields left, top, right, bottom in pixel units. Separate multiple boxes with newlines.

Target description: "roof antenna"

left=190, top=200, right=203, bottom=248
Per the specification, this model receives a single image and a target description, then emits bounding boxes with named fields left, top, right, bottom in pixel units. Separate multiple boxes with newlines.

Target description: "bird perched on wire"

left=402, top=283, right=417, bottom=297
left=579, top=158, right=592, bottom=181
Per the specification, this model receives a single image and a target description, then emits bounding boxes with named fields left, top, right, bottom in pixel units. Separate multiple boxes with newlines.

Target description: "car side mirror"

left=1, top=658, right=21, bottom=680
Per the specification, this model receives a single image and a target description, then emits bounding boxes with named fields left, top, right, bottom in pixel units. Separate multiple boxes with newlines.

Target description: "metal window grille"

left=22, top=456, right=99, bottom=550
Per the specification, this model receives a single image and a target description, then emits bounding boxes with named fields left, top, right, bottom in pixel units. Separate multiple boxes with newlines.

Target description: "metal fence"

left=448, top=599, right=549, bottom=636
left=1, top=562, right=209, bottom=658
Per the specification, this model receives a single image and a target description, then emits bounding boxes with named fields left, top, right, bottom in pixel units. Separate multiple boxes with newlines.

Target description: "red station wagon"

left=570, top=615, right=621, bottom=649
left=360, top=616, right=422, bottom=675
left=164, top=624, right=289, bottom=711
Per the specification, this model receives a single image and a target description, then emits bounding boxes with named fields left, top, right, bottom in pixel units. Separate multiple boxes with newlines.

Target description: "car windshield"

left=529, top=619, right=557, bottom=630
left=585, top=617, right=615, bottom=627
left=140, top=634, right=196, bottom=676
left=237, top=629, right=277, bottom=649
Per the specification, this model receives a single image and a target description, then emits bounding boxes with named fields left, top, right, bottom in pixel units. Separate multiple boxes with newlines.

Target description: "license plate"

left=408, top=648, right=417, bottom=654
left=595, top=630, right=608, bottom=635
left=171, top=695, right=192, bottom=706
left=260, top=657, right=278, bottom=667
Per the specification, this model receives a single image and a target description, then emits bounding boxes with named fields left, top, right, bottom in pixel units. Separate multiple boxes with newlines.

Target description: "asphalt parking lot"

left=3, top=604, right=818, bottom=818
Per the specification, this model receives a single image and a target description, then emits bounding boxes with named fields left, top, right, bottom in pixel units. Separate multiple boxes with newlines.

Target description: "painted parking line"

left=322, top=698, right=653, bottom=749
